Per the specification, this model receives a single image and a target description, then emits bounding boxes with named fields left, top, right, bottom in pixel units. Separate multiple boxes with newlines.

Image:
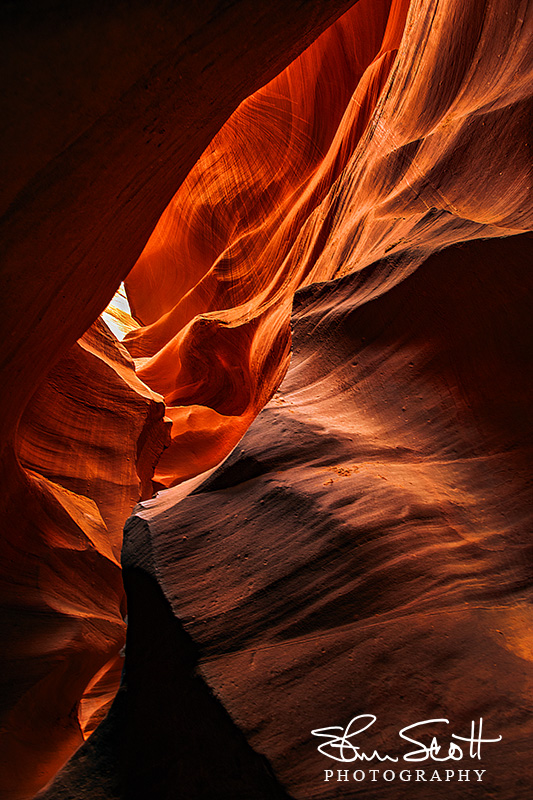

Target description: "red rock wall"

left=2, top=0, right=533, bottom=797
left=0, top=321, right=169, bottom=798
left=0, top=2, right=356, bottom=797
left=121, top=0, right=533, bottom=494
left=124, top=0, right=411, bottom=487
left=120, top=233, right=533, bottom=800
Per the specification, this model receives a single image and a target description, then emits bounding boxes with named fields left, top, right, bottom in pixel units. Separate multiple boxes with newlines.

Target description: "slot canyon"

left=1, top=0, right=533, bottom=798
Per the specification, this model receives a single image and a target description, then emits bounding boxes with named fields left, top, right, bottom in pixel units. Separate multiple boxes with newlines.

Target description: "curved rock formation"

left=38, top=233, right=533, bottom=800
left=123, top=0, right=411, bottom=487
left=121, top=0, right=533, bottom=492
left=2, top=0, right=533, bottom=798
left=0, top=321, right=169, bottom=798
left=1, top=2, right=357, bottom=797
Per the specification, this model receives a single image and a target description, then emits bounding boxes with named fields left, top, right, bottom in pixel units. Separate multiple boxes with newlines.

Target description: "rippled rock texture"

left=2, top=0, right=533, bottom=798
left=42, top=234, right=533, bottom=800
left=0, top=1, right=356, bottom=796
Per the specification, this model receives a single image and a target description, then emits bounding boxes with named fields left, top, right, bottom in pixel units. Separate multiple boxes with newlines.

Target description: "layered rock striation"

left=1, top=1, right=357, bottom=797
left=1, top=0, right=533, bottom=798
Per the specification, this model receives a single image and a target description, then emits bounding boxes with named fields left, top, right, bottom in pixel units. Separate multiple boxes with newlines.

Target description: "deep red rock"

left=1, top=2, right=358, bottom=796
left=2, top=0, right=533, bottom=797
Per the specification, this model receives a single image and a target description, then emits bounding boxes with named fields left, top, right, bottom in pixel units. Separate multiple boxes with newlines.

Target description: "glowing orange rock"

left=3, top=0, right=533, bottom=796
left=0, top=3, right=361, bottom=797
left=0, top=320, right=169, bottom=797
left=123, top=0, right=533, bottom=495
left=124, top=0, right=411, bottom=487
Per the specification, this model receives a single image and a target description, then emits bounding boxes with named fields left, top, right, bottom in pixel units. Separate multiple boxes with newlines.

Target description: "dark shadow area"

left=37, top=564, right=293, bottom=800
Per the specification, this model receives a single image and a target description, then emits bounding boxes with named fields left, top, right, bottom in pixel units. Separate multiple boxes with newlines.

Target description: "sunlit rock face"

left=2, top=0, right=533, bottom=798
left=123, top=0, right=412, bottom=487
left=48, top=234, right=533, bottom=799
left=122, top=0, right=533, bottom=492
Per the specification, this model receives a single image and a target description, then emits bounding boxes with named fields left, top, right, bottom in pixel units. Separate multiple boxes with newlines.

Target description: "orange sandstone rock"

left=0, top=2, right=362, bottom=796
left=3, top=0, right=533, bottom=797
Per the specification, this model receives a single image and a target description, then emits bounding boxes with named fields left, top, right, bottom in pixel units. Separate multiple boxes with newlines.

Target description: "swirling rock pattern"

left=1, top=2, right=356, bottom=797
left=0, top=320, right=169, bottom=798
left=39, top=234, right=533, bottom=799
left=2, top=0, right=533, bottom=798
left=123, top=0, right=412, bottom=487
left=122, top=0, right=533, bottom=491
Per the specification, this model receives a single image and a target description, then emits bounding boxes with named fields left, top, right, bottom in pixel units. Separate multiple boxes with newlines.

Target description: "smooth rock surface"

left=40, top=234, right=533, bottom=799
left=2, top=0, right=533, bottom=797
